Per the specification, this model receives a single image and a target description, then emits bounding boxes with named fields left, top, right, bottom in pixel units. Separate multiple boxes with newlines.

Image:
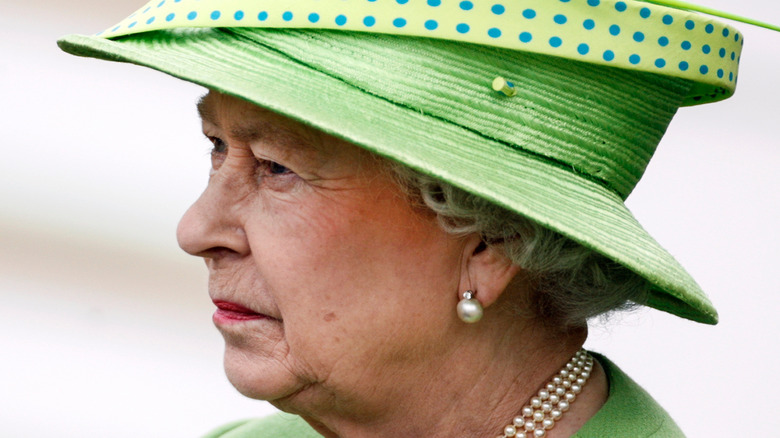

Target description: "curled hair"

left=390, top=164, right=650, bottom=328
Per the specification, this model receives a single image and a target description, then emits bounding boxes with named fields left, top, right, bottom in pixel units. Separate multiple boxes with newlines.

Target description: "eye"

left=207, top=135, right=227, bottom=170
left=256, top=159, right=293, bottom=179
left=255, top=160, right=297, bottom=191
left=268, top=161, right=291, bottom=175
left=208, top=136, right=227, bottom=154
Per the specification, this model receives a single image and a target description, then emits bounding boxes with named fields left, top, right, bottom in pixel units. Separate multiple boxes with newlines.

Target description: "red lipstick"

left=212, top=300, right=267, bottom=324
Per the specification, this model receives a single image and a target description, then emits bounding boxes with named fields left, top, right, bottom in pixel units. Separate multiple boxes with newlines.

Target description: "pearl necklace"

left=496, top=349, right=594, bottom=438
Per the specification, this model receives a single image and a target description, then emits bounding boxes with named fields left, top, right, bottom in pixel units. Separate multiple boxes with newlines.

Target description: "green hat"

left=59, top=0, right=767, bottom=325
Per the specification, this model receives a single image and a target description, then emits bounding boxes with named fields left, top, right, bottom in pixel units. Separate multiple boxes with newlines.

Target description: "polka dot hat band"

left=98, top=0, right=761, bottom=106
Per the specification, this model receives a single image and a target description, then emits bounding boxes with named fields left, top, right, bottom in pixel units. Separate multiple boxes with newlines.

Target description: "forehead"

left=197, top=91, right=327, bottom=149
left=197, top=91, right=386, bottom=171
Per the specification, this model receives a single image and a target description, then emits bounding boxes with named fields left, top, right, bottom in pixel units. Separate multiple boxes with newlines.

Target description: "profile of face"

left=177, top=91, right=478, bottom=419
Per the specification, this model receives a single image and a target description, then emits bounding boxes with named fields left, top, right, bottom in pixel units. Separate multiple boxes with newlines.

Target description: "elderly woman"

left=58, top=0, right=770, bottom=436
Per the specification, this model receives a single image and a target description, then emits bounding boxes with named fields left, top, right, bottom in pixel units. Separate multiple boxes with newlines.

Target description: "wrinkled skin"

left=178, top=91, right=470, bottom=420
left=177, top=91, right=601, bottom=438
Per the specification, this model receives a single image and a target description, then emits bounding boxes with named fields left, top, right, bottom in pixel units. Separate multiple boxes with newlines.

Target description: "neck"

left=298, top=312, right=607, bottom=438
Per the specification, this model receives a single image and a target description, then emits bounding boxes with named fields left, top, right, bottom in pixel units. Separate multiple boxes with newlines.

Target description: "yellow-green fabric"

left=572, top=354, right=685, bottom=437
left=203, top=354, right=684, bottom=437
left=202, top=414, right=321, bottom=438
left=96, top=0, right=742, bottom=106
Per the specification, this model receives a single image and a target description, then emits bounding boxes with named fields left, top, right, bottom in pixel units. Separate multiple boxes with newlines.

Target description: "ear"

left=458, top=234, right=522, bottom=308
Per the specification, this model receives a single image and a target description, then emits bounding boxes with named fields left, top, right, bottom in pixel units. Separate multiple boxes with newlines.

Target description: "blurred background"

left=1, top=0, right=778, bottom=436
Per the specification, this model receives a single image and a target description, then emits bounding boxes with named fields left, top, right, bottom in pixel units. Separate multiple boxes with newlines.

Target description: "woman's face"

left=177, top=91, right=466, bottom=417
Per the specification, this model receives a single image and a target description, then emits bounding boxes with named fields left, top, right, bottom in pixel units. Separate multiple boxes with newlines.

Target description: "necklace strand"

left=496, top=349, right=593, bottom=438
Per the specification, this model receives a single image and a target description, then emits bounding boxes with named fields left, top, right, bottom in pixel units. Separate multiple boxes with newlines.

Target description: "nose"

left=177, top=173, right=251, bottom=259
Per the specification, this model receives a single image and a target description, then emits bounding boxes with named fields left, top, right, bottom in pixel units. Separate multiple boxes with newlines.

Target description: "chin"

left=222, top=344, right=305, bottom=401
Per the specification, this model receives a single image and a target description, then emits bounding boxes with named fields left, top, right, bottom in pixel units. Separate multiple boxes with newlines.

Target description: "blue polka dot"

left=658, top=36, right=669, bottom=46
left=583, top=19, right=595, bottom=30
left=587, top=0, right=600, bottom=6
left=258, top=11, right=268, bottom=21
left=702, top=44, right=711, bottom=54
left=235, top=10, right=245, bottom=21
left=157, top=1, right=165, bottom=7
left=282, top=11, right=293, bottom=21
left=427, top=0, right=441, bottom=6
left=729, top=72, right=734, bottom=81
left=396, top=0, right=409, bottom=4
left=723, top=28, right=730, bottom=37
left=549, top=36, right=562, bottom=47
left=128, top=21, right=137, bottom=28
left=459, top=1, right=473, bottom=10
left=662, top=14, right=673, bottom=25
left=734, top=33, right=740, bottom=42
left=308, top=13, right=319, bottom=23
left=603, top=50, right=615, bottom=61
left=560, top=0, right=571, bottom=2
left=523, top=9, right=536, bottom=19
left=393, top=18, right=406, bottom=28
left=174, top=0, right=181, bottom=2
left=615, top=1, right=627, bottom=12
left=717, top=68, right=724, bottom=78
left=577, top=43, right=589, bottom=55
left=112, top=25, right=120, bottom=31
left=519, top=32, right=533, bottom=43
left=488, top=27, right=501, bottom=38
left=143, top=7, right=151, bottom=14
left=699, top=65, right=709, bottom=74
left=679, top=61, right=689, bottom=71
left=705, top=23, right=714, bottom=34
left=640, top=7, right=651, bottom=18
left=210, top=10, right=221, bottom=20
left=655, top=58, right=666, bottom=68
left=554, top=14, right=567, bottom=24
left=456, top=23, right=469, bottom=33
left=719, top=47, right=726, bottom=58
left=681, top=40, right=692, bottom=50
left=364, top=16, right=376, bottom=27
left=731, top=51, right=736, bottom=60
left=424, top=19, right=438, bottom=30
left=335, top=14, right=347, bottom=25
left=492, top=4, right=505, bottom=15
left=629, top=54, right=641, bottom=64
left=685, top=20, right=695, bottom=30
left=187, top=11, right=196, bottom=20
left=165, top=13, right=175, bottom=22
left=633, top=31, right=645, bottom=42
left=146, top=16, right=155, bottom=24
left=609, top=24, right=621, bottom=36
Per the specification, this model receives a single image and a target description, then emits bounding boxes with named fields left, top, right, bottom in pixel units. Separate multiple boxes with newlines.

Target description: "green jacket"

left=204, top=355, right=685, bottom=437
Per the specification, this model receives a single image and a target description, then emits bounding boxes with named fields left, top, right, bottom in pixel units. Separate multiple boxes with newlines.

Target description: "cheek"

left=246, top=185, right=461, bottom=370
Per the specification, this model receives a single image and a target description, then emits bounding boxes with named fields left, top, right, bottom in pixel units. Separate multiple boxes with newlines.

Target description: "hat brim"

left=58, top=28, right=717, bottom=324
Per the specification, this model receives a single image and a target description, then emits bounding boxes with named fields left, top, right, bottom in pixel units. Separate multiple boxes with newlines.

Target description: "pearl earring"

left=456, top=290, right=483, bottom=323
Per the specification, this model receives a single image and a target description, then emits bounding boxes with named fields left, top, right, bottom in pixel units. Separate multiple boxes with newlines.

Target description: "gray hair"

left=390, top=164, right=650, bottom=329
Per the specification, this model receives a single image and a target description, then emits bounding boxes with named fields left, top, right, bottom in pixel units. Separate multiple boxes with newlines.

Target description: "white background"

left=1, top=0, right=778, bottom=436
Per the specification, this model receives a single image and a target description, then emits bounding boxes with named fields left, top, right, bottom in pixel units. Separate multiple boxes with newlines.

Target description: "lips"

left=212, top=300, right=268, bottom=324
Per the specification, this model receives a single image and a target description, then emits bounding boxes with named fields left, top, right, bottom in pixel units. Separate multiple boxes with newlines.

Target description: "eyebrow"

left=196, top=94, right=215, bottom=125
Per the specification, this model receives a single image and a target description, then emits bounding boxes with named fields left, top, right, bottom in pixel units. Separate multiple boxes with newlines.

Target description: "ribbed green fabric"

left=240, top=29, right=691, bottom=199
left=201, top=355, right=685, bottom=437
left=57, top=28, right=717, bottom=324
